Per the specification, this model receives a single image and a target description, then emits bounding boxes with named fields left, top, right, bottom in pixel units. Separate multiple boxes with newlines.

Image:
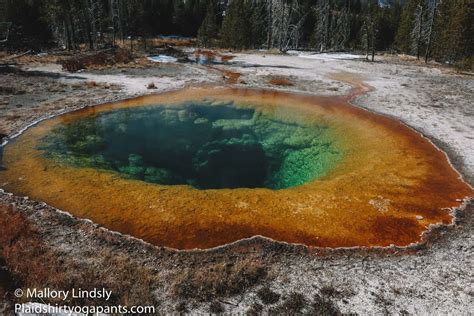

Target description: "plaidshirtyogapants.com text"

left=13, top=287, right=155, bottom=314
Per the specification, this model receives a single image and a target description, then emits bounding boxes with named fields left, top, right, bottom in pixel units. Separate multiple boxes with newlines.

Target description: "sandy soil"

left=0, top=51, right=472, bottom=314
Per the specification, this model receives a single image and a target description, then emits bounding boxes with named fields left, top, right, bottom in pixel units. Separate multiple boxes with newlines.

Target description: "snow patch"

left=295, top=52, right=365, bottom=60
left=147, top=55, right=178, bottom=63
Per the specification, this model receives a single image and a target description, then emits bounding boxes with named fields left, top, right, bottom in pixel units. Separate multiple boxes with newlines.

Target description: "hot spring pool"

left=37, top=100, right=341, bottom=190
left=0, top=87, right=472, bottom=249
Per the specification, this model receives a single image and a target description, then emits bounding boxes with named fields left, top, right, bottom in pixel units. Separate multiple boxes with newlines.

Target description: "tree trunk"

left=79, top=0, right=94, bottom=50
left=86, top=24, right=94, bottom=50
left=416, top=5, right=424, bottom=60
left=365, top=23, right=369, bottom=60
left=266, top=0, right=273, bottom=49
left=69, top=15, right=77, bottom=51
left=371, top=22, right=375, bottom=62
left=64, top=21, right=72, bottom=51
left=324, top=2, right=330, bottom=52
left=424, top=1, right=437, bottom=63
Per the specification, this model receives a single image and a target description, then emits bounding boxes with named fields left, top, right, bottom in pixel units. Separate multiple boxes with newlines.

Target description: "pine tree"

left=220, top=0, right=252, bottom=49
left=312, top=0, right=331, bottom=52
left=431, top=0, right=472, bottom=63
left=197, top=0, right=218, bottom=47
left=395, top=0, right=420, bottom=53
left=453, top=0, right=472, bottom=59
left=173, top=0, right=187, bottom=35
left=250, top=1, right=268, bottom=49
left=376, top=0, right=403, bottom=51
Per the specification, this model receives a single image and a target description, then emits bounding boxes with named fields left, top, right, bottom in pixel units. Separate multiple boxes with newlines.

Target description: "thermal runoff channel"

left=1, top=87, right=472, bottom=249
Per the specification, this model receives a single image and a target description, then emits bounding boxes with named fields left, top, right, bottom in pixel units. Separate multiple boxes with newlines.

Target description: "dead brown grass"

left=257, top=286, right=281, bottom=305
left=269, top=292, right=307, bottom=314
left=117, top=37, right=196, bottom=48
left=60, top=48, right=132, bottom=72
left=269, top=78, right=294, bottom=86
left=309, top=294, right=341, bottom=315
left=85, top=81, right=98, bottom=88
left=147, top=82, right=157, bottom=89
left=0, top=205, right=157, bottom=306
left=0, top=205, right=30, bottom=247
left=0, top=205, right=54, bottom=303
left=172, top=258, right=269, bottom=301
left=194, top=49, right=235, bottom=63
left=5, top=115, right=22, bottom=121
left=207, top=66, right=242, bottom=84
left=268, top=291, right=341, bottom=315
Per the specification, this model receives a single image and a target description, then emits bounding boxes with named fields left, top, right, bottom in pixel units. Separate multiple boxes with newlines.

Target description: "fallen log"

left=0, top=50, right=31, bottom=61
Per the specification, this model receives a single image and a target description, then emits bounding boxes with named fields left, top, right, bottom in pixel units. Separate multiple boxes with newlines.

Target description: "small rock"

left=416, top=215, right=424, bottom=220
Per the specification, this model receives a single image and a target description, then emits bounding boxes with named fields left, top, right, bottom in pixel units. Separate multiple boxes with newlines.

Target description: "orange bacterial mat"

left=0, top=86, right=472, bottom=249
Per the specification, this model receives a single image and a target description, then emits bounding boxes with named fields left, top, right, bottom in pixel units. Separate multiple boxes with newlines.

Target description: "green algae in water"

left=38, top=101, right=342, bottom=189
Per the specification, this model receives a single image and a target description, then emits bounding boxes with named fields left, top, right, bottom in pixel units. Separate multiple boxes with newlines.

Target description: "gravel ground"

left=0, top=51, right=472, bottom=314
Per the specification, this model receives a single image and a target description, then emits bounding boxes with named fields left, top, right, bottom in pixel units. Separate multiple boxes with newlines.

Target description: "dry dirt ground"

left=0, top=50, right=472, bottom=315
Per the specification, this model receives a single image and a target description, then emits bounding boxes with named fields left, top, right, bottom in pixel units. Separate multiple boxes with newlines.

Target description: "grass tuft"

left=257, top=286, right=281, bottom=305
left=209, top=300, right=225, bottom=314
left=172, top=258, right=268, bottom=301
left=269, top=292, right=307, bottom=314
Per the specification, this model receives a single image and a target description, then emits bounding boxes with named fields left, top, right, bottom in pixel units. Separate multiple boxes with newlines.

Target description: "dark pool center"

left=39, top=100, right=342, bottom=189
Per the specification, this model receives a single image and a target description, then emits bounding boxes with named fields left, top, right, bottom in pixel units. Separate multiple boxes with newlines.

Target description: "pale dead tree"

left=0, top=1, right=11, bottom=43
left=411, top=1, right=426, bottom=59
left=41, top=1, right=71, bottom=50
left=266, top=0, right=273, bottom=49
left=249, top=0, right=269, bottom=48
left=270, top=0, right=289, bottom=50
left=424, top=0, right=439, bottom=63
left=40, top=3, right=65, bottom=48
left=361, top=20, right=370, bottom=59
left=110, top=0, right=123, bottom=44
left=313, top=2, right=351, bottom=52
left=411, top=0, right=439, bottom=61
left=313, top=0, right=330, bottom=52
left=283, top=0, right=307, bottom=52
left=270, top=0, right=299, bottom=52
left=331, top=6, right=350, bottom=51
left=86, top=0, right=103, bottom=48
left=287, top=10, right=308, bottom=50
left=76, top=0, right=101, bottom=49
left=361, top=5, right=376, bottom=62
left=0, top=22, right=11, bottom=43
left=258, top=0, right=306, bottom=51
left=368, top=4, right=376, bottom=62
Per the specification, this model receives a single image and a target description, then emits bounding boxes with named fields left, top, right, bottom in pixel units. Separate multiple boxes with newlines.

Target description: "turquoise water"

left=38, top=101, right=342, bottom=189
